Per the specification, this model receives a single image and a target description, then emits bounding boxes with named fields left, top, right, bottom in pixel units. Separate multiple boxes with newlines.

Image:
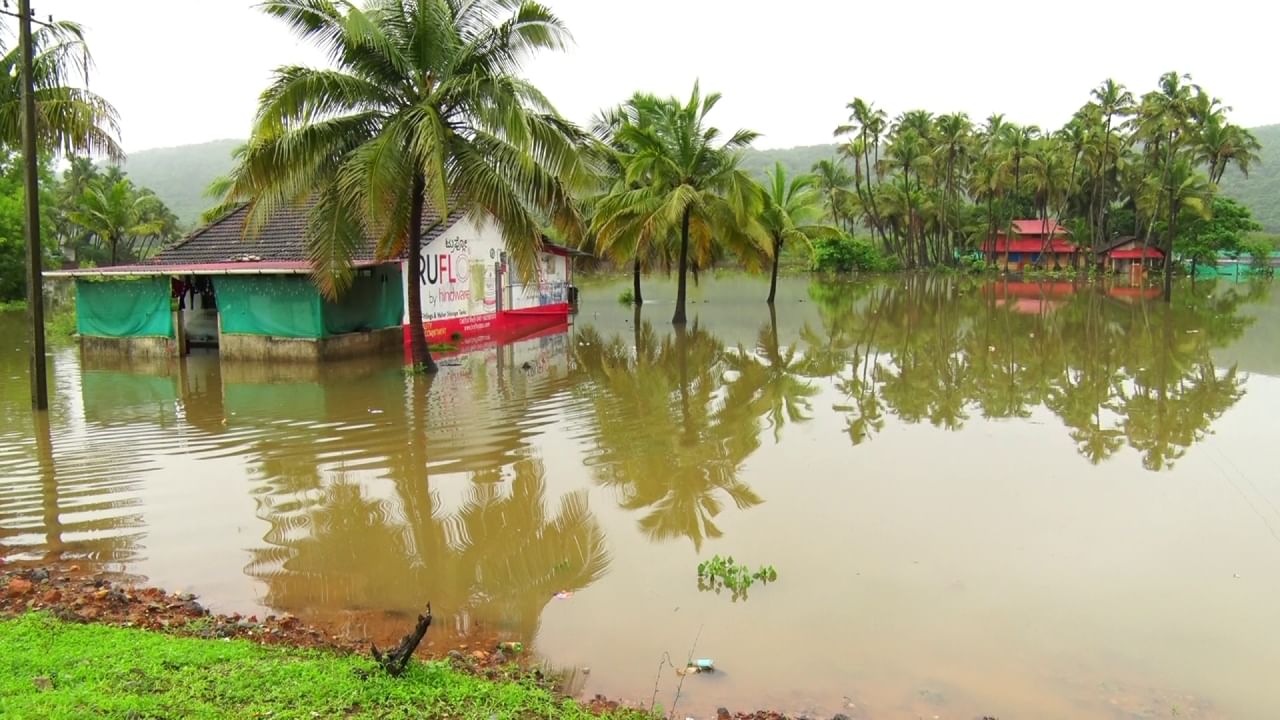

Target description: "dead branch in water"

left=371, top=603, right=432, bottom=676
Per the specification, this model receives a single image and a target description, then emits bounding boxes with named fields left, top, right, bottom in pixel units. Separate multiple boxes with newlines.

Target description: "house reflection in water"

left=982, top=280, right=1162, bottom=314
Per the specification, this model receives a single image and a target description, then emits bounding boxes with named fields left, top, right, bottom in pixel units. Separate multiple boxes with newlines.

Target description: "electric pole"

left=18, top=0, right=47, bottom=409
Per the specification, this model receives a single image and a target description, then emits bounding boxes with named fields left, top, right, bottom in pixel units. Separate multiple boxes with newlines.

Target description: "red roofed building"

left=981, top=219, right=1078, bottom=271
left=1100, top=236, right=1164, bottom=276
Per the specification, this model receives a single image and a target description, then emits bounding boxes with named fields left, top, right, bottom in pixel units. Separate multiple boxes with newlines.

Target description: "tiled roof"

left=1098, top=235, right=1143, bottom=253
left=1010, top=219, right=1068, bottom=236
left=152, top=200, right=452, bottom=267
left=1109, top=248, right=1164, bottom=259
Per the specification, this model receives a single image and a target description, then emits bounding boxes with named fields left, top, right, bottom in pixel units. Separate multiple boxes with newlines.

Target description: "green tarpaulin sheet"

left=216, top=275, right=324, bottom=338
left=215, top=266, right=402, bottom=339
left=323, top=265, right=404, bottom=335
left=76, top=277, right=173, bottom=338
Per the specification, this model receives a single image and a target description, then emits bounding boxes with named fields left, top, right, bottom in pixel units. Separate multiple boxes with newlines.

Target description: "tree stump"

left=371, top=603, right=432, bottom=676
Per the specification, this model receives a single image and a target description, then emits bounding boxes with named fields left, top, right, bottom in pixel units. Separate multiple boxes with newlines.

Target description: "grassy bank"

left=0, top=298, right=78, bottom=343
left=0, top=613, right=649, bottom=720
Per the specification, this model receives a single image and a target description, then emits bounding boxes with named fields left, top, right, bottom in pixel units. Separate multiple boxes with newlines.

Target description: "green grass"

left=0, top=299, right=25, bottom=312
left=0, top=614, right=650, bottom=720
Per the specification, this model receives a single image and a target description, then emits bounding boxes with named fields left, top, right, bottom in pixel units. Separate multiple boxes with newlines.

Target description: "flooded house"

left=982, top=219, right=1078, bottom=270
left=1100, top=236, right=1165, bottom=275
left=46, top=203, right=581, bottom=361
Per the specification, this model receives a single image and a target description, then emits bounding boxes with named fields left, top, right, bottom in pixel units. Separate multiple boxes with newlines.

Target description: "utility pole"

left=18, top=0, right=47, bottom=409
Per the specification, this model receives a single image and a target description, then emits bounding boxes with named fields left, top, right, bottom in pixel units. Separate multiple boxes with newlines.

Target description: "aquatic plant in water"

left=696, top=555, right=777, bottom=601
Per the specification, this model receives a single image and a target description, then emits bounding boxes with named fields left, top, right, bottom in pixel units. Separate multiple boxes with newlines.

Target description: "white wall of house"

left=401, top=213, right=570, bottom=323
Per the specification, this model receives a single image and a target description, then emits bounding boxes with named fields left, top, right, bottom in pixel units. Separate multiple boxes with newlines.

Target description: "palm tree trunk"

left=1163, top=199, right=1176, bottom=303
left=632, top=256, right=643, bottom=305
left=672, top=207, right=691, bottom=325
left=1096, top=117, right=1111, bottom=258
left=633, top=302, right=642, bottom=353
left=406, top=173, right=438, bottom=372
left=767, top=234, right=782, bottom=304
left=865, top=140, right=888, bottom=247
left=986, top=196, right=996, bottom=267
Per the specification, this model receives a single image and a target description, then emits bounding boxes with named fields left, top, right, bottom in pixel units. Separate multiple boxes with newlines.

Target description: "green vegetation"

left=811, top=75, right=1261, bottom=299
left=746, top=126, right=1280, bottom=236
left=759, top=162, right=839, bottom=302
left=0, top=613, right=647, bottom=719
left=217, top=0, right=588, bottom=373
left=0, top=20, right=121, bottom=158
left=696, top=555, right=777, bottom=601
left=0, top=150, right=181, bottom=302
left=590, top=85, right=767, bottom=324
left=58, top=159, right=182, bottom=266
left=0, top=19, right=176, bottom=303
left=811, top=234, right=897, bottom=273
left=1238, top=236, right=1276, bottom=276
left=1177, top=197, right=1262, bottom=276
left=0, top=149, right=56, bottom=301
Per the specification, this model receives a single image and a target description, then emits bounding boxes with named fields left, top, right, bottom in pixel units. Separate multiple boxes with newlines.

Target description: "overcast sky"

left=41, top=0, right=1280, bottom=154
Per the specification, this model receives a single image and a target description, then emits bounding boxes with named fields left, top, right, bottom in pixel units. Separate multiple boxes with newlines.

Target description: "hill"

left=117, top=125, right=1280, bottom=233
left=1218, top=124, right=1280, bottom=233
left=118, top=139, right=241, bottom=228
left=740, top=144, right=840, bottom=180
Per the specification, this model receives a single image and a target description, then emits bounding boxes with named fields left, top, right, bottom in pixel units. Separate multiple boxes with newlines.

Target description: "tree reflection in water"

left=246, top=371, right=611, bottom=649
left=574, top=316, right=765, bottom=550
left=803, top=276, right=1265, bottom=470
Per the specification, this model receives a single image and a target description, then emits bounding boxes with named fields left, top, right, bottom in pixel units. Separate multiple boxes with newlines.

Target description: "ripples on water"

left=2, top=275, right=1279, bottom=718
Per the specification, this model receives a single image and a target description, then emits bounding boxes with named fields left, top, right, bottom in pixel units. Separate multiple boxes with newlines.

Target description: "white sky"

left=37, top=0, right=1280, bottom=153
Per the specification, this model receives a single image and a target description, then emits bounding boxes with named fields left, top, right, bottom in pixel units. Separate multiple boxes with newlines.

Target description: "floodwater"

left=2, top=275, right=1279, bottom=719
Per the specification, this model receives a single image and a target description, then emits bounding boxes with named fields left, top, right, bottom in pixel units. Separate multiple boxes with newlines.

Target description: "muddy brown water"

left=2, top=275, right=1279, bottom=719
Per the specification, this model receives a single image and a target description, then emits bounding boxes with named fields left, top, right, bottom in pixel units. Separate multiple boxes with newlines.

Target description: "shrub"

left=811, top=234, right=896, bottom=273
left=1240, top=236, right=1275, bottom=275
left=959, top=254, right=989, bottom=274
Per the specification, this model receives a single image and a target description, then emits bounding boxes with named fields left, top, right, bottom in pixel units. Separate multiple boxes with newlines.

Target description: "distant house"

left=1099, top=236, right=1164, bottom=275
left=46, top=203, right=582, bottom=361
left=981, top=220, right=1077, bottom=271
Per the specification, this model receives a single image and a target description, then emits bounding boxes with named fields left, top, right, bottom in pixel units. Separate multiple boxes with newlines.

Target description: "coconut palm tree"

left=809, top=158, right=855, bottom=231
left=882, top=127, right=932, bottom=266
left=836, top=98, right=888, bottom=246
left=1196, top=117, right=1261, bottom=184
left=592, top=84, right=767, bottom=325
left=999, top=123, right=1040, bottom=204
left=66, top=178, right=167, bottom=265
left=0, top=20, right=121, bottom=159
left=219, top=0, right=590, bottom=372
left=1154, top=158, right=1213, bottom=297
left=932, top=112, right=973, bottom=263
left=589, top=95, right=669, bottom=306
left=1025, top=138, right=1071, bottom=267
left=759, top=162, right=838, bottom=304
left=1089, top=79, right=1135, bottom=248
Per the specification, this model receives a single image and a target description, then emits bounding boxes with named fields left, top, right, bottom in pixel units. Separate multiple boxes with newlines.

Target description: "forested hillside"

left=1219, top=124, right=1280, bottom=231
left=118, top=139, right=240, bottom=227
